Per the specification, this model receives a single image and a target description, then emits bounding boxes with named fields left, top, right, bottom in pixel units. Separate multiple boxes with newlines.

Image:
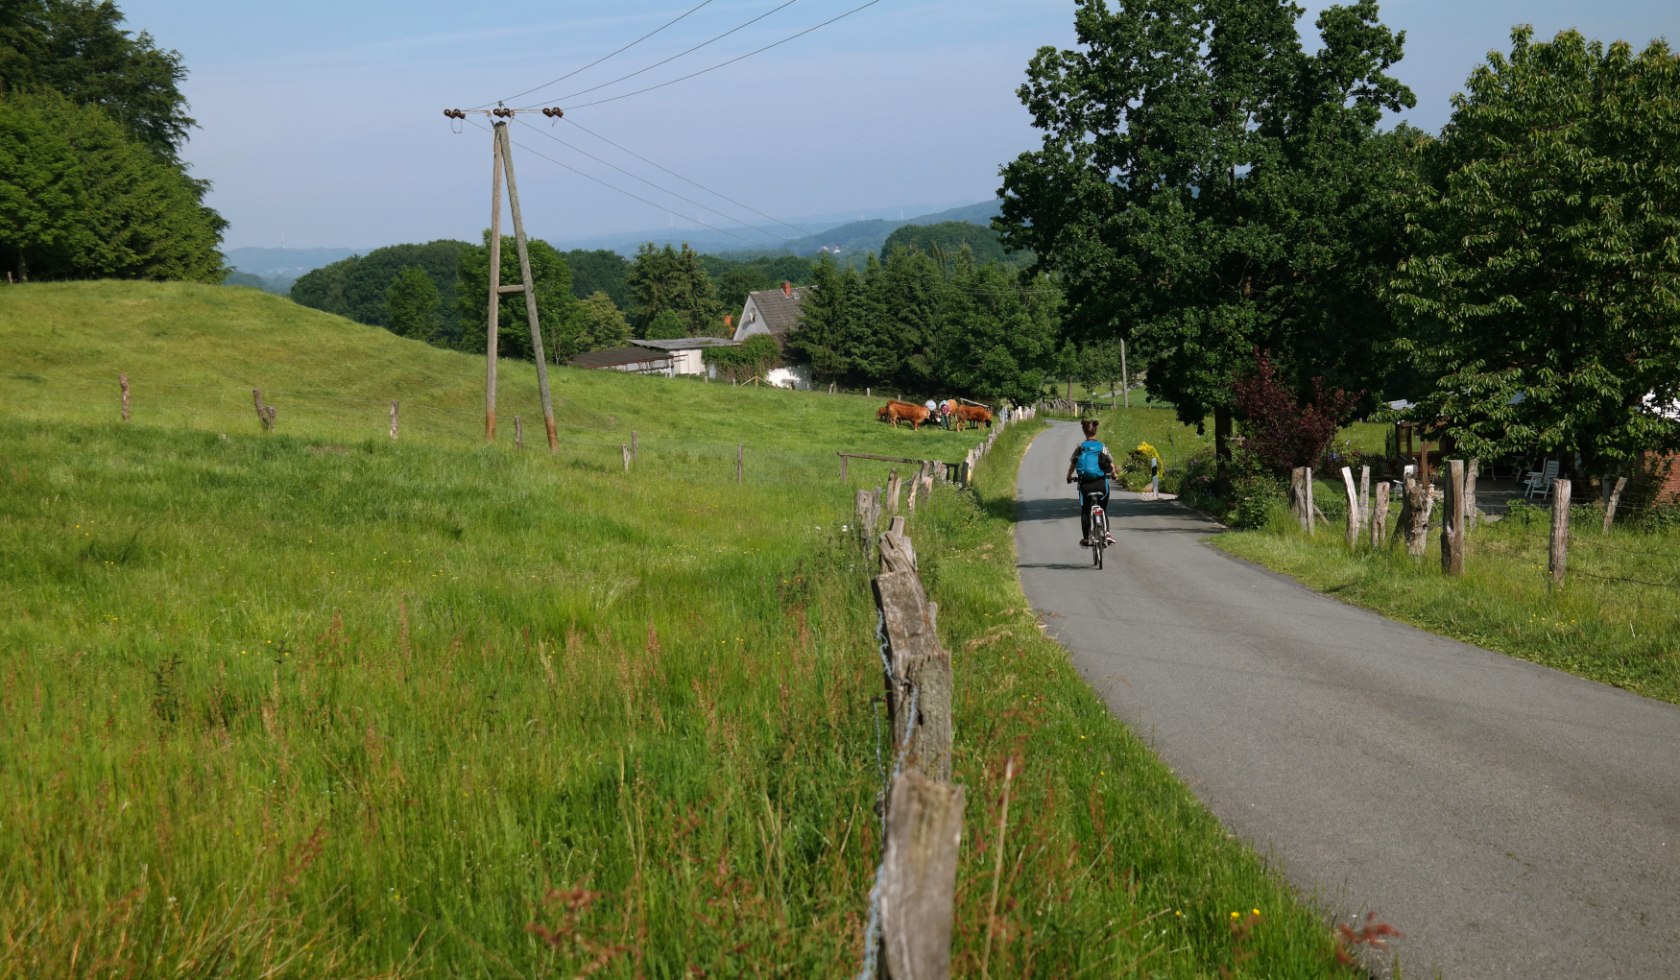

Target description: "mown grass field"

left=2, top=282, right=1361, bottom=976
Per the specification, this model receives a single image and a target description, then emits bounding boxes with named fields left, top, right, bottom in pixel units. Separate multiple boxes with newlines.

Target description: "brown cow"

left=881, top=400, right=931, bottom=430
left=953, top=405, right=993, bottom=430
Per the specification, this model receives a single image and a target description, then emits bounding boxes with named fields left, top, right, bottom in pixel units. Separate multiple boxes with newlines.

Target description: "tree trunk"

left=1399, top=474, right=1433, bottom=556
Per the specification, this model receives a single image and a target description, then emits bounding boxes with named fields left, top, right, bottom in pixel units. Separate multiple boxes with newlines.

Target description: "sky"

left=113, top=0, right=1678, bottom=253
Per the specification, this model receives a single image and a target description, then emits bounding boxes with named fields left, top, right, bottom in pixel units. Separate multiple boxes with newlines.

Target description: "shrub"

left=1232, top=349, right=1362, bottom=475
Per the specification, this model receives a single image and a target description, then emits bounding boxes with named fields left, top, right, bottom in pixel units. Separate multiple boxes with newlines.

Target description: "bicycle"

left=1082, top=487, right=1111, bottom=569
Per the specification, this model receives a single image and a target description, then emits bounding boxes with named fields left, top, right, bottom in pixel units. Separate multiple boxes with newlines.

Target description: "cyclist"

left=1065, top=418, right=1117, bottom=547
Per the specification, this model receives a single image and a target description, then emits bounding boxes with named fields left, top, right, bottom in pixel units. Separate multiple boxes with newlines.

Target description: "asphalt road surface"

left=1015, top=422, right=1680, bottom=979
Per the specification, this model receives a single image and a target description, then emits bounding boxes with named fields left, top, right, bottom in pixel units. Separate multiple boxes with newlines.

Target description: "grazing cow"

left=953, top=405, right=993, bottom=430
left=881, top=400, right=932, bottom=430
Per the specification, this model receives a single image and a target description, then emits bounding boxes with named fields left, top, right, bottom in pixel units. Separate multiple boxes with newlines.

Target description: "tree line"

left=998, top=0, right=1680, bottom=483
left=0, top=0, right=225, bottom=282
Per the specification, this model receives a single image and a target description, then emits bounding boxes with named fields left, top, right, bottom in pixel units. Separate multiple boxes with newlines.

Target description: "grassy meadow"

left=2, top=282, right=1362, bottom=976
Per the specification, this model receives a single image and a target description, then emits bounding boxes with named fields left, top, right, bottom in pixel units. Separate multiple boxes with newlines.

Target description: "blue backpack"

left=1074, top=439, right=1107, bottom=480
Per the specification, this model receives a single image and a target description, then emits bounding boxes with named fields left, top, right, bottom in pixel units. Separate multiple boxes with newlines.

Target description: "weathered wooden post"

left=1441, top=459, right=1466, bottom=576
left=1371, top=481, right=1391, bottom=547
left=877, top=769, right=965, bottom=980
left=1341, top=466, right=1360, bottom=549
left=839, top=453, right=849, bottom=482
left=514, top=416, right=524, bottom=450
left=1290, top=467, right=1310, bottom=531
left=874, top=527, right=952, bottom=782
left=622, top=444, right=631, bottom=472
left=1550, top=479, right=1572, bottom=589
left=886, top=469, right=903, bottom=515
left=631, top=430, right=638, bottom=460
left=390, top=401, right=399, bottom=441
left=251, top=389, right=276, bottom=432
left=1359, top=466, right=1371, bottom=536
left=855, top=489, right=881, bottom=558
left=1463, top=459, right=1480, bottom=530
left=1400, top=473, right=1433, bottom=556
left=119, top=373, right=131, bottom=422
left=1603, top=476, right=1627, bottom=533
left=736, top=444, right=744, bottom=484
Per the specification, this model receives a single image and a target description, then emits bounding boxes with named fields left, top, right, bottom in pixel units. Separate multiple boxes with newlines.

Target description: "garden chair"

left=1523, top=459, right=1560, bottom=500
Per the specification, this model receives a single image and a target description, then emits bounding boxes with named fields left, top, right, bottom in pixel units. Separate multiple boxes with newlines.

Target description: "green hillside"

left=0, top=283, right=1355, bottom=976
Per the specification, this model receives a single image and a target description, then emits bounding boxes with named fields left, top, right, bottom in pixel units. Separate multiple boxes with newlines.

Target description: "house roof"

left=743, top=285, right=811, bottom=337
left=568, top=346, right=673, bottom=369
left=630, top=337, right=738, bottom=351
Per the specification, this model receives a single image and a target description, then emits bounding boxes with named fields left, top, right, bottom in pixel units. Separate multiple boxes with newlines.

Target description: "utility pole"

left=446, top=107, right=561, bottom=450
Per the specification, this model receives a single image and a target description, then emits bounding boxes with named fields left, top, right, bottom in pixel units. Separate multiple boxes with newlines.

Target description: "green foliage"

left=702, top=334, right=780, bottom=382
left=1388, top=27, right=1680, bottom=473
left=880, top=220, right=1021, bottom=269
left=455, top=232, right=576, bottom=362
left=999, top=0, right=1414, bottom=441
left=384, top=265, right=442, bottom=343
left=561, top=248, right=631, bottom=308
left=641, top=308, right=685, bottom=340
left=627, top=242, right=727, bottom=337
left=0, top=89, right=223, bottom=282
left=290, top=240, right=470, bottom=344
left=568, top=290, right=632, bottom=354
left=935, top=264, right=1062, bottom=404
left=0, top=0, right=195, bottom=160
left=700, top=253, right=815, bottom=313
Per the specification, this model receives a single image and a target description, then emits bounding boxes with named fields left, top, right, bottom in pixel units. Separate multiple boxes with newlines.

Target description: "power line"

left=513, top=118, right=796, bottom=246
left=537, top=0, right=885, bottom=111
left=478, top=0, right=719, bottom=110
left=557, top=115, right=817, bottom=239
left=521, top=0, right=807, bottom=108
left=468, top=119, right=772, bottom=250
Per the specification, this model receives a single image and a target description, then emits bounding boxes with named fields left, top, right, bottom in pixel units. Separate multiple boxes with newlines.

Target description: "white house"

left=733, top=281, right=813, bottom=389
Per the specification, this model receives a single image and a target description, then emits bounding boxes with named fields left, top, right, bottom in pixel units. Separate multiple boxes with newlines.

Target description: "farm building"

left=628, top=337, right=738, bottom=379
left=567, top=346, right=672, bottom=375
left=733, top=281, right=813, bottom=390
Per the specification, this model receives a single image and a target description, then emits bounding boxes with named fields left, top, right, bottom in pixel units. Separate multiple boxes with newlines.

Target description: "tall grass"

left=1217, top=503, right=1680, bottom=704
left=2, top=282, right=1360, bottom=975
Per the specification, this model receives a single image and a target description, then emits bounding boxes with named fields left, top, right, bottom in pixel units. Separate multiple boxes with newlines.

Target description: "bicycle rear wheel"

left=1092, top=513, right=1106, bottom=568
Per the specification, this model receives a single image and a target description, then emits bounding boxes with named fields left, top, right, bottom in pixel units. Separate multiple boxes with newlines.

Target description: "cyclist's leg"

left=1079, top=490, right=1094, bottom=543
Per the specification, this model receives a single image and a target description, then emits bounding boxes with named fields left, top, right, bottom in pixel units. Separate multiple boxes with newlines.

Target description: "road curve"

left=1015, top=421, right=1680, bottom=979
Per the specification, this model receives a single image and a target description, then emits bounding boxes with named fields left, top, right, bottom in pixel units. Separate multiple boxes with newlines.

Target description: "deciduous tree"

left=1389, top=27, right=1680, bottom=473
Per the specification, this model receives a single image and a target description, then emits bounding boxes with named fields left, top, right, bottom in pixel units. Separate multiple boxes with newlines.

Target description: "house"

left=733, top=281, right=813, bottom=389
left=567, top=346, right=673, bottom=375
left=628, top=337, right=738, bottom=379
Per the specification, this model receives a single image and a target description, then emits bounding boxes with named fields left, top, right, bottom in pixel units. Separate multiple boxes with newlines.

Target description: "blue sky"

left=114, top=0, right=1676, bottom=251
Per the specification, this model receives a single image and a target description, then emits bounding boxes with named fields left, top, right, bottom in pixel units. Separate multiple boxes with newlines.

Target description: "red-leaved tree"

left=1232, top=350, right=1362, bottom=474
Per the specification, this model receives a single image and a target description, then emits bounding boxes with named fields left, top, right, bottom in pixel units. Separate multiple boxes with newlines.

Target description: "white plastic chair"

left=1523, top=459, right=1560, bottom=500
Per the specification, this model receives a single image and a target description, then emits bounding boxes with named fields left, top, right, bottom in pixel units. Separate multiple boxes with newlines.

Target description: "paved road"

left=1016, top=422, right=1680, bottom=979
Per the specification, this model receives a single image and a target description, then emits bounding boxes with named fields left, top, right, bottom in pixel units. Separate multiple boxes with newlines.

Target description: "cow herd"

left=875, top=399, right=994, bottom=431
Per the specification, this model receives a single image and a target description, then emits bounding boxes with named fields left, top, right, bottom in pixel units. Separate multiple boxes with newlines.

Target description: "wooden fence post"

left=874, top=536, right=952, bottom=782
left=856, top=489, right=881, bottom=558
left=1464, top=459, right=1480, bottom=530
left=390, top=401, right=399, bottom=441
left=886, top=469, right=903, bottom=515
left=1341, top=466, right=1360, bottom=549
left=1359, top=466, right=1371, bottom=535
left=877, top=769, right=965, bottom=980
left=736, top=444, right=744, bottom=484
left=1290, top=468, right=1310, bottom=532
left=251, top=389, right=276, bottom=432
left=1550, top=479, right=1572, bottom=589
left=1400, top=474, right=1433, bottom=556
left=119, top=373, right=130, bottom=422
left=622, top=445, right=631, bottom=472
left=839, top=454, right=849, bottom=482
left=1371, top=481, right=1391, bottom=548
left=1603, top=476, right=1627, bottom=533
left=1441, top=459, right=1465, bottom=576
left=515, top=416, right=524, bottom=450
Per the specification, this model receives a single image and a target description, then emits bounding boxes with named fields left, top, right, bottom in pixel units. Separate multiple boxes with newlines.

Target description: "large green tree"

left=0, top=89, right=222, bottom=281
left=1389, top=27, right=1680, bottom=474
left=384, top=265, right=442, bottom=343
left=291, top=240, right=470, bottom=343
left=626, top=242, right=727, bottom=338
left=0, top=0, right=194, bottom=160
left=456, top=233, right=576, bottom=363
left=936, top=263, right=1063, bottom=404
left=997, top=0, right=1413, bottom=460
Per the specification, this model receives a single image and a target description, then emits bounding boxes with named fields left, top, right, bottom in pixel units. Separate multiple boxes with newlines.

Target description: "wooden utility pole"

left=458, top=106, right=561, bottom=450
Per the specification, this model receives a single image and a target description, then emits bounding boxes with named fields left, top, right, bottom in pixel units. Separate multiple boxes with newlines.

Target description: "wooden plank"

left=878, top=770, right=965, bottom=980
